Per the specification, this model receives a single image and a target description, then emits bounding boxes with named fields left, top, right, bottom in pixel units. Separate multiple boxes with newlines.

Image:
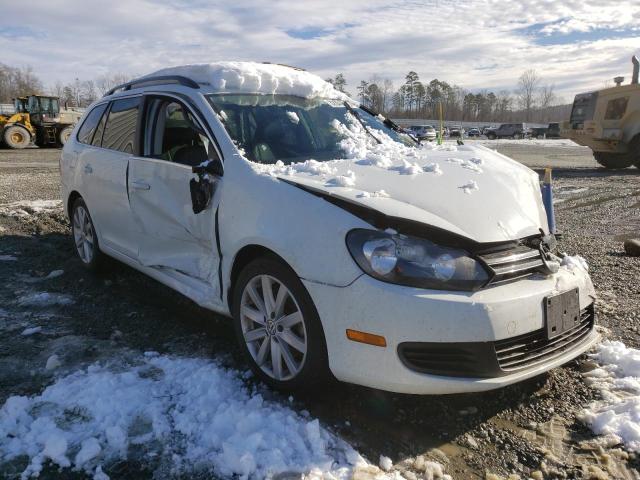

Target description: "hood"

left=264, top=143, right=548, bottom=244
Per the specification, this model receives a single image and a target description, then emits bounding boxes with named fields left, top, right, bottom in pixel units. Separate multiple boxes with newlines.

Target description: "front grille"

left=479, top=245, right=545, bottom=285
left=494, top=303, right=594, bottom=371
left=397, top=304, right=595, bottom=378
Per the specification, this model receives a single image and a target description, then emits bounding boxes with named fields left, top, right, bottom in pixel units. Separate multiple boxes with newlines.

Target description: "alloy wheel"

left=240, top=274, right=308, bottom=381
left=73, top=205, right=95, bottom=264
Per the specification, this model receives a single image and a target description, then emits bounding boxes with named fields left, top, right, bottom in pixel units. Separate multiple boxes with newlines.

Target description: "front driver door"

left=128, top=95, right=222, bottom=300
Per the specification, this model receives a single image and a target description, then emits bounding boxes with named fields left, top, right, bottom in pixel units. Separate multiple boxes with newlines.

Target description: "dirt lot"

left=1, top=143, right=639, bottom=479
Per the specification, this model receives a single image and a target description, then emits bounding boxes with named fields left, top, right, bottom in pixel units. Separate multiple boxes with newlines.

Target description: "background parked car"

left=485, top=123, right=529, bottom=139
left=546, top=122, right=561, bottom=138
left=530, top=127, right=548, bottom=139
left=449, top=125, right=464, bottom=137
left=466, top=127, right=481, bottom=137
left=406, top=125, right=437, bottom=141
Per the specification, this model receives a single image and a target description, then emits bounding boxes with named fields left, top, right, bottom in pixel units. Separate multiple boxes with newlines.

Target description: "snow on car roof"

left=144, top=62, right=349, bottom=100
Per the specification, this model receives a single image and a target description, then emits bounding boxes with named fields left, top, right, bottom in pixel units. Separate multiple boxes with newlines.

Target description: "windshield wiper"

left=358, top=105, right=419, bottom=145
left=343, top=101, right=381, bottom=144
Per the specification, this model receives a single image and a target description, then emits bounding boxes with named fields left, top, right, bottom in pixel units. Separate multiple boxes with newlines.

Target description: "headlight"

left=346, top=229, right=489, bottom=291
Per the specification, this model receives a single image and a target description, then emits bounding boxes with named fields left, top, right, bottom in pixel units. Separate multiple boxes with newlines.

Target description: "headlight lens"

left=347, top=229, right=489, bottom=291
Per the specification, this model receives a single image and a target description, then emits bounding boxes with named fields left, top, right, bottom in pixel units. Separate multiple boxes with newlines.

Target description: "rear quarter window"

left=76, top=103, right=108, bottom=145
left=604, top=97, right=628, bottom=120
left=102, top=97, right=141, bottom=154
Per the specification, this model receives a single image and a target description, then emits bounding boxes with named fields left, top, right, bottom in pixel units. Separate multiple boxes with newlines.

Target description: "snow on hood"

left=144, top=62, right=349, bottom=100
left=253, top=117, right=549, bottom=244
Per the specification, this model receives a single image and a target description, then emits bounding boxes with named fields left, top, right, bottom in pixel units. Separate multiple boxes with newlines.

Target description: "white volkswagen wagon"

left=61, top=62, right=598, bottom=394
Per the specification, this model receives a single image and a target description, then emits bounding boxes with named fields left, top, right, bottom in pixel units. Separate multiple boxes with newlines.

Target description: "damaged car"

left=61, top=62, right=598, bottom=394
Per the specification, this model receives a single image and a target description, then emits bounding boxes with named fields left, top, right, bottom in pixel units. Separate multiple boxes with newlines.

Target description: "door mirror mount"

left=192, top=158, right=224, bottom=177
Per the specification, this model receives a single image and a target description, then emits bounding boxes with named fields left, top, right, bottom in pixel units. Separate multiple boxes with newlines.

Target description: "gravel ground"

left=0, top=144, right=639, bottom=479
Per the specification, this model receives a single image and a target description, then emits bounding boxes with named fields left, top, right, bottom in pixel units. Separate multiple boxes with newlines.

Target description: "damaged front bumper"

left=304, top=264, right=597, bottom=395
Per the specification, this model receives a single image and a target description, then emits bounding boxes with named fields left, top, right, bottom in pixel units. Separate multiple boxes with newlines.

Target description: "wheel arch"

left=227, top=244, right=295, bottom=311
left=67, top=190, right=82, bottom=219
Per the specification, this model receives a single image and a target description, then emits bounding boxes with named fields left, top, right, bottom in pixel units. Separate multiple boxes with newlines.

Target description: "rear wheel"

left=593, top=152, right=633, bottom=169
left=3, top=125, right=31, bottom=149
left=71, top=198, right=104, bottom=270
left=232, top=256, right=329, bottom=390
left=59, top=126, right=73, bottom=146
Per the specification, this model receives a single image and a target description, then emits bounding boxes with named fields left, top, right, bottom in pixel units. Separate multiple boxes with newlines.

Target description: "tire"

left=487, top=133, right=496, bottom=140
left=3, top=125, right=31, bottom=149
left=59, top=126, right=73, bottom=146
left=593, top=152, right=633, bottom=169
left=628, top=135, right=640, bottom=169
left=232, top=256, right=329, bottom=391
left=71, top=197, right=104, bottom=270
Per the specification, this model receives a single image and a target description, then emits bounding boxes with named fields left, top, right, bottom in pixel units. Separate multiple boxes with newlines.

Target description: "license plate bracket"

left=545, top=288, right=580, bottom=339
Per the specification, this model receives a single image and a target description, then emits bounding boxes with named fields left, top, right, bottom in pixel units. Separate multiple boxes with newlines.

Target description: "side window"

left=145, top=98, right=218, bottom=166
left=604, top=97, right=628, bottom=120
left=91, top=105, right=108, bottom=147
left=77, top=103, right=108, bottom=145
left=102, top=97, right=140, bottom=154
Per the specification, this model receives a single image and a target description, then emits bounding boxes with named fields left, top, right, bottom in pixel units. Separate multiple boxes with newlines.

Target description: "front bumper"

left=304, top=266, right=597, bottom=394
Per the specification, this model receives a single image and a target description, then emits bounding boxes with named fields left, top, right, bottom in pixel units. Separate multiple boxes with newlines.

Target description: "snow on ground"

left=0, top=354, right=422, bottom=479
left=580, top=341, right=640, bottom=453
left=17, top=292, right=74, bottom=308
left=145, top=62, right=348, bottom=100
left=0, top=255, right=17, bottom=261
left=471, top=138, right=580, bottom=148
left=0, top=200, right=62, bottom=218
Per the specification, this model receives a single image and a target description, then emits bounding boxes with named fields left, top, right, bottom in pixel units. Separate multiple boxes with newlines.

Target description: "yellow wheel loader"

left=0, top=95, right=82, bottom=149
left=561, top=55, right=640, bottom=169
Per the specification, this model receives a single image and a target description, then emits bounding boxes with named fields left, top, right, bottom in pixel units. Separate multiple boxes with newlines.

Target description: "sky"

left=1, top=0, right=639, bottom=101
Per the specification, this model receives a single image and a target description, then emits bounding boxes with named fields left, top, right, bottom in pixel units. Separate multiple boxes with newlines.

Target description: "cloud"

left=0, top=0, right=639, bottom=99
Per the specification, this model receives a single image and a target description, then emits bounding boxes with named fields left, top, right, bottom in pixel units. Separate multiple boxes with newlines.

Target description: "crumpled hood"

left=264, top=143, right=548, bottom=243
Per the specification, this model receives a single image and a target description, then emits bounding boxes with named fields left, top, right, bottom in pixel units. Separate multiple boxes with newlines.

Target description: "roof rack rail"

left=104, top=75, right=200, bottom=97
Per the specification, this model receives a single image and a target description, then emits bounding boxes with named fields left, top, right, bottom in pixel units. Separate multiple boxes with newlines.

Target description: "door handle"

left=131, top=180, right=151, bottom=190
left=84, top=165, right=93, bottom=174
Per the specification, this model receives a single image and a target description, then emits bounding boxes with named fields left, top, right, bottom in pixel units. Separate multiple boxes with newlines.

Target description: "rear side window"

left=77, top=103, right=108, bottom=145
left=604, top=97, right=628, bottom=120
left=102, top=97, right=140, bottom=154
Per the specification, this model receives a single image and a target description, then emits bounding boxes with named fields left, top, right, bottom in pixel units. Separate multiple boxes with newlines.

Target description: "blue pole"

left=541, top=168, right=556, bottom=234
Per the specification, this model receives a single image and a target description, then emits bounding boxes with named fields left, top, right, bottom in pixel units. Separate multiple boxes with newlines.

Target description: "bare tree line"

left=328, top=68, right=565, bottom=124
left=0, top=64, right=132, bottom=108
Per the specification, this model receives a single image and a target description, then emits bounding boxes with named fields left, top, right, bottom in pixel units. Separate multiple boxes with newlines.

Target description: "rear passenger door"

left=76, top=97, right=141, bottom=258
left=128, top=95, right=221, bottom=296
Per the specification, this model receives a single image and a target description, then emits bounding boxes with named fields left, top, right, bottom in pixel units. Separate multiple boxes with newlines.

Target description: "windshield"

left=206, top=94, right=415, bottom=164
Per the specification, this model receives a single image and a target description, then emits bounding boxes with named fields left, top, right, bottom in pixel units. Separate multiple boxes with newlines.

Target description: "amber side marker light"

left=346, top=329, right=387, bottom=347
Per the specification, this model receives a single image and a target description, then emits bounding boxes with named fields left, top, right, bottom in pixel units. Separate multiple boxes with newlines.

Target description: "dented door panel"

left=128, top=157, right=220, bottom=295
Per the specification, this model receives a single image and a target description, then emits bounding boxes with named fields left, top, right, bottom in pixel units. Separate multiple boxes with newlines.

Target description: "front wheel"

left=232, top=256, right=329, bottom=390
left=593, top=152, right=633, bottom=169
left=487, top=133, right=496, bottom=140
left=3, top=125, right=31, bottom=149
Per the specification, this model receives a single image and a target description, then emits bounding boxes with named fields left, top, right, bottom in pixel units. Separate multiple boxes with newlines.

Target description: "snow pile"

left=474, top=138, right=579, bottom=148
left=21, top=326, right=42, bottom=336
left=255, top=159, right=338, bottom=178
left=0, top=355, right=406, bottom=479
left=17, top=292, right=74, bottom=308
left=331, top=117, right=414, bottom=169
left=327, top=170, right=356, bottom=187
left=561, top=254, right=589, bottom=272
left=0, top=200, right=62, bottom=218
left=394, top=160, right=423, bottom=176
left=580, top=341, right=640, bottom=452
left=423, top=163, right=443, bottom=175
left=446, top=157, right=483, bottom=173
left=459, top=180, right=479, bottom=194
left=144, top=62, right=348, bottom=100
left=286, top=111, right=300, bottom=124
left=0, top=255, right=18, bottom=261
